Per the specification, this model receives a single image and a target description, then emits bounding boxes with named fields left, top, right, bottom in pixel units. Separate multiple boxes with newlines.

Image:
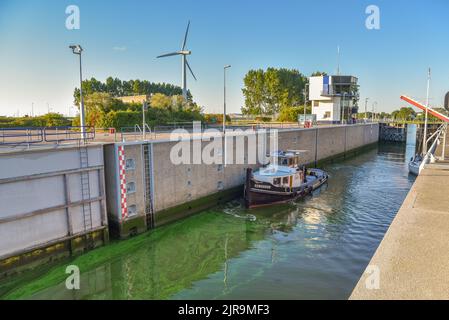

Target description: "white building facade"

left=309, top=75, right=358, bottom=123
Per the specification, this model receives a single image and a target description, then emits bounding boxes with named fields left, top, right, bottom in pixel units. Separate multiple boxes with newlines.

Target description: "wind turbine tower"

left=157, top=21, right=197, bottom=101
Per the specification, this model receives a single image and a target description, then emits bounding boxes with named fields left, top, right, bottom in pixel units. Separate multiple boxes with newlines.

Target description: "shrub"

left=277, top=106, right=311, bottom=122
left=0, top=113, right=71, bottom=128
left=203, top=114, right=231, bottom=124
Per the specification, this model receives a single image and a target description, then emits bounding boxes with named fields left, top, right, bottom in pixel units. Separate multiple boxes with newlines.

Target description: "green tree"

left=310, top=71, right=328, bottom=77
left=151, top=93, right=173, bottom=109
left=73, top=77, right=193, bottom=106
left=391, top=107, right=416, bottom=121
left=241, top=69, right=265, bottom=115
left=277, top=106, right=311, bottom=122
left=241, top=68, right=307, bottom=116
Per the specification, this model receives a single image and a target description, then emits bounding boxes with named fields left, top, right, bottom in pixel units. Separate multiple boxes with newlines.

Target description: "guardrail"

left=44, top=126, right=95, bottom=143
left=120, top=124, right=153, bottom=142
left=419, top=123, right=447, bottom=172
left=0, top=126, right=94, bottom=146
left=0, top=128, right=44, bottom=145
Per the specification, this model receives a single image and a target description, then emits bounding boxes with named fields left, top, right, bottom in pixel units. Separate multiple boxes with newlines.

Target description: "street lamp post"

left=70, top=45, right=86, bottom=140
left=340, top=92, right=346, bottom=125
left=223, top=65, right=231, bottom=167
left=303, top=83, right=309, bottom=126
left=348, top=95, right=352, bottom=124
left=143, top=101, right=148, bottom=140
left=364, top=97, right=369, bottom=122
left=223, top=65, right=231, bottom=135
left=423, top=68, right=431, bottom=155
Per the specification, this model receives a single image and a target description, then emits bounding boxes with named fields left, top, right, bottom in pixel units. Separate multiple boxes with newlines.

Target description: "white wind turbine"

left=157, top=21, right=196, bottom=101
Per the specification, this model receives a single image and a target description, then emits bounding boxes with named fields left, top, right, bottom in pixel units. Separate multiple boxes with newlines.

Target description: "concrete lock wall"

left=0, top=144, right=108, bottom=274
left=106, top=124, right=378, bottom=237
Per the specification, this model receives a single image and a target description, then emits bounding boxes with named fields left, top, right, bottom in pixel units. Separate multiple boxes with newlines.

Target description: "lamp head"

left=69, top=45, right=83, bottom=54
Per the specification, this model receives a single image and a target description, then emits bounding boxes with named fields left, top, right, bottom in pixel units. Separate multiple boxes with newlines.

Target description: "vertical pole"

left=223, top=65, right=231, bottom=166
left=223, top=68, right=226, bottom=135
left=364, top=98, right=368, bottom=122
left=182, top=55, right=187, bottom=100
left=347, top=95, right=351, bottom=123
left=340, top=95, right=343, bottom=125
left=142, top=102, right=146, bottom=140
left=337, top=46, right=340, bottom=76
left=423, top=68, right=431, bottom=155
left=314, top=128, right=318, bottom=166
left=303, top=88, right=306, bottom=125
left=223, top=67, right=226, bottom=167
left=442, top=125, right=447, bottom=160
left=79, top=52, right=86, bottom=140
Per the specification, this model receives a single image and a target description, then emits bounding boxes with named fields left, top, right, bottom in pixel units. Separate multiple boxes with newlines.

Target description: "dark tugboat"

left=244, top=150, right=328, bottom=209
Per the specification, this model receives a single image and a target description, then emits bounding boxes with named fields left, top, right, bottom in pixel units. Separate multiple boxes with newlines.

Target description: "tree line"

left=71, top=91, right=203, bottom=129
left=73, top=77, right=192, bottom=106
left=0, top=114, right=71, bottom=128
left=356, top=106, right=448, bottom=122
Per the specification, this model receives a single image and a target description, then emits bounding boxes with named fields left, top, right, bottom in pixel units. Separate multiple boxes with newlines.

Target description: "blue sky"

left=0, top=0, right=448, bottom=116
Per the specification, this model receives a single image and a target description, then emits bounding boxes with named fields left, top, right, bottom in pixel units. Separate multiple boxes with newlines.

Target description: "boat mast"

left=423, top=68, right=431, bottom=155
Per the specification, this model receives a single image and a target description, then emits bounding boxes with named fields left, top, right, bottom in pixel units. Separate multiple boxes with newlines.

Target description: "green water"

left=0, top=143, right=415, bottom=300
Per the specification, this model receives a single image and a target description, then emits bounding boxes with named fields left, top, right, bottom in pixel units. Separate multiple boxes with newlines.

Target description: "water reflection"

left=0, top=143, right=415, bottom=300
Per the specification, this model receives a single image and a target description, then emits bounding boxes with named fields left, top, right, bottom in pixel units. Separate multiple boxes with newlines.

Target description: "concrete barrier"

left=0, top=144, right=109, bottom=278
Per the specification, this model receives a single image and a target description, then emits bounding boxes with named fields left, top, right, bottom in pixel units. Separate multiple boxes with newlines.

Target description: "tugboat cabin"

left=268, top=150, right=307, bottom=168
left=254, top=166, right=305, bottom=189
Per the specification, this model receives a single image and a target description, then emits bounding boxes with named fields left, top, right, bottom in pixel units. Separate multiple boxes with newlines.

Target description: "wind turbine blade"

left=156, top=52, right=181, bottom=58
left=186, top=59, right=197, bottom=81
left=181, top=21, right=190, bottom=50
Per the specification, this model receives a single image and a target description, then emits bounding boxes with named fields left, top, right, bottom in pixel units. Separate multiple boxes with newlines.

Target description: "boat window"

left=281, top=158, right=288, bottom=166
left=282, top=177, right=289, bottom=184
left=273, top=178, right=281, bottom=186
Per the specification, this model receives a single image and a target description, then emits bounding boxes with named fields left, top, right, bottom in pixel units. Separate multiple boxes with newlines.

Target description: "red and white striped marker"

left=118, top=146, right=128, bottom=220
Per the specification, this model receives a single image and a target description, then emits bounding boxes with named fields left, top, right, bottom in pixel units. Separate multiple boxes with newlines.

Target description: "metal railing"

left=0, top=126, right=94, bottom=147
left=0, top=128, right=44, bottom=145
left=120, top=124, right=153, bottom=142
left=44, top=126, right=95, bottom=143
left=419, top=123, right=447, bottom=171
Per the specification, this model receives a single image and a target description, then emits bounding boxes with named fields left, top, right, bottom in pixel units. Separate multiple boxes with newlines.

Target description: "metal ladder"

left=79, top=145, right=93, bottom=234
left=143, top=144, right=155, bottom=229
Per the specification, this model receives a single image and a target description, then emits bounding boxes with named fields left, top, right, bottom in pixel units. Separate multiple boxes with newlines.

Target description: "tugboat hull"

left=244, top=168, right=328, bottom=209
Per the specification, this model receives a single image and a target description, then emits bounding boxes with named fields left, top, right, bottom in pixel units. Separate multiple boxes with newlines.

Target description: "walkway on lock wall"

left=350, top=129, right=449, bottom=299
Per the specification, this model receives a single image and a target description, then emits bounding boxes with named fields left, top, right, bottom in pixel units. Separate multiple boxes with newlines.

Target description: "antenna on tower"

left=337, top=46, right=340, bottom=75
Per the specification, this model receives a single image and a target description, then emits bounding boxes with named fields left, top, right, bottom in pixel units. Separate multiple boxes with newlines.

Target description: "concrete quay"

left=351, top=130, right=449, bottom=300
